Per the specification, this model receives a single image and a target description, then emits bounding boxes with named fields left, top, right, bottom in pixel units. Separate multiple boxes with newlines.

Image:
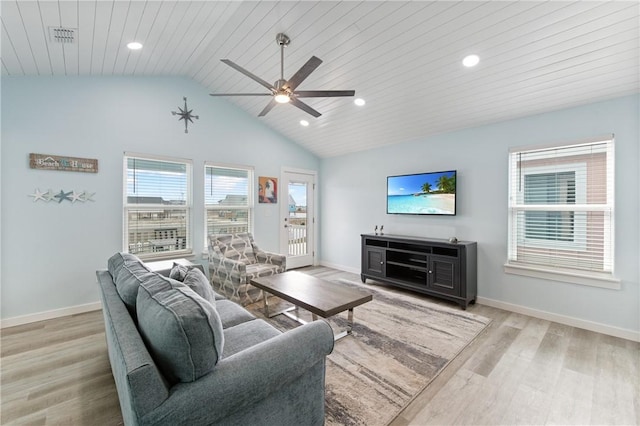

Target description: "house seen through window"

left=507, top=136, right=615, bottom=285
left=124, top=153, right=192, bottom=257
left=204, top=164, right=253, bottom=246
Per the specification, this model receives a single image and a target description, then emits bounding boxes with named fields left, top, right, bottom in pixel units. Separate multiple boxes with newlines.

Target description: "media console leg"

left=361, top=275, right=366, bottom=283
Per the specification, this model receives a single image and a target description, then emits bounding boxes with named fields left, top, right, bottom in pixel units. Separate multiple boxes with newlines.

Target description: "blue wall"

left=2, top=75, right=638, bottom=337
left=1, top=76, right=319, bottom=320
left=320, top=95, right=639, bottom=335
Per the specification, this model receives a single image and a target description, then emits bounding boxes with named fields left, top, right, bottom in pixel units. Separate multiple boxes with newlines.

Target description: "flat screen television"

left=387, top=170, right=457, bottom=215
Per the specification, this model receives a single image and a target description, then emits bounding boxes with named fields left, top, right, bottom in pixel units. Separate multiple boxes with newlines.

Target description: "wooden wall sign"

left=29, top=153, right=98, bottom=173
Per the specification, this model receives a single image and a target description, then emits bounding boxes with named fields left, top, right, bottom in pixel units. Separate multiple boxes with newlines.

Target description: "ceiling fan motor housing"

left=276, top=33, right=290, bottom=47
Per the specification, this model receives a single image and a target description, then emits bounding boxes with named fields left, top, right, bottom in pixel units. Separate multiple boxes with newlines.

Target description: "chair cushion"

left=246, top=263, right=282, bottom=279
left=214, top=233, right=256, bottom=264
left=136, top=274, right=224, bottom=384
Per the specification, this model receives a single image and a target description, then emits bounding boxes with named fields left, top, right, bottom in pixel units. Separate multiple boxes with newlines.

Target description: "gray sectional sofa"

left=96, top=253, right=334, bottom=426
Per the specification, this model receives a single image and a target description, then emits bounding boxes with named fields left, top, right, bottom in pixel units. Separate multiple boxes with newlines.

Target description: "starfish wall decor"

left=172, top=97, right=199, bottom=133
left=29, top=189, right=96, bottom=203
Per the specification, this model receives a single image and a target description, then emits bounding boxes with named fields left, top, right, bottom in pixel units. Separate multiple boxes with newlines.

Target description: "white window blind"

left=507, top=137, right=614, bottom=277
left=124, top=153, right=192, bottom=257
left=204, top=164, right=253, bottom=242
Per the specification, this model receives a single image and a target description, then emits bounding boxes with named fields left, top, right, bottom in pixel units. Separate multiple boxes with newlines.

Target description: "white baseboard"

left=319, top=260, right=360, bottom=275
left=0, top=301, right=102, bottom=329
left=477, top=296, right=640, bottom=342
left=319, top=262, right=639, bottom=342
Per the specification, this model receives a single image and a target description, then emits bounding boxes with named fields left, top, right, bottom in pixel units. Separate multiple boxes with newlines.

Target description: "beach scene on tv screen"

left=387, top=171, right=456, bottom=215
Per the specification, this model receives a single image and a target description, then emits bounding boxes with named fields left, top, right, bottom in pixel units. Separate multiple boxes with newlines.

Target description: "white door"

left=280, top=169, right=316, bottom=269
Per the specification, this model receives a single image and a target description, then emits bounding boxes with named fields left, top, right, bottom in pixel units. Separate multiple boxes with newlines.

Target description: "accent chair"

left=208, top=232, right=286, bottom=305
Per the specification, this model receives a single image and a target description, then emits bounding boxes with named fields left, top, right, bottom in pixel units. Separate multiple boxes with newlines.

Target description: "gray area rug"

left=247, top=267, right=491, bottom=426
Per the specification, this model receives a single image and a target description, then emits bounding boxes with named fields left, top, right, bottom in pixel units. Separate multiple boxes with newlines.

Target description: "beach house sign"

left=29, top=153, right=98, bottom=173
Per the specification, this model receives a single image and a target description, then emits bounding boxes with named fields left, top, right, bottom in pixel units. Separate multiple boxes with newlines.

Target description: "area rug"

left=247, top=268, right=491, bottom=426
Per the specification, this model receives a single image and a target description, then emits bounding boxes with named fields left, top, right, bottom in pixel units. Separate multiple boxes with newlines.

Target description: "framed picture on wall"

left=258, top=176, right=278, bottom=203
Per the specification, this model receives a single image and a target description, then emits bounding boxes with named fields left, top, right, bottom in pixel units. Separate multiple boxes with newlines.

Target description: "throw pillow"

left=115, top=259, right=154, bottom=317
left=169, top=262, right=189, bottom=281
left=107, top=252, right=142, bottom=278
left=136, top=275, right=224, bottom=384
left=183, top=268, right=217, bottom=304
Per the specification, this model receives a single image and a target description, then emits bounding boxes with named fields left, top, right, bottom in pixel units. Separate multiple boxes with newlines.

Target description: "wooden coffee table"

left=250, top=271, right=373, bottom=340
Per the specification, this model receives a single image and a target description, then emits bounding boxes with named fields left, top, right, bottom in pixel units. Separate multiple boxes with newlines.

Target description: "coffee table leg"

left=333, top=308, right=355, bottom=341
left=262, top=290, right=270, bottom=317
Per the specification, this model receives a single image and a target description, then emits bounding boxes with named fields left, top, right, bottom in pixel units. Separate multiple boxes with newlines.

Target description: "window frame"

left=505, top=136, right=619, bottom=289
left=123, top=152, right=193, bottom=259
left=203, top=162, right=254, bottom=249
left=519, top=162, right=587, bottom=252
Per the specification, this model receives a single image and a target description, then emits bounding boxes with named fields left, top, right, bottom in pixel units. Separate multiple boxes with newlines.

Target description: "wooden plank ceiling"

left=2, top=1, right=638, bottom=158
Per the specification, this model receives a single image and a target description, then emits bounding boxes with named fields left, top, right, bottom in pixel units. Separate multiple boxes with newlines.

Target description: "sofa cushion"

left=136, top=274, right=224, bottom=384
left=214, top=233, right=256, bottom=264
left=216, top=299, right=256, bottom=329
left=183, top=268, right=218, bottom=305
left=115, top=259, right=154, bottom=317
left=222, top=319, right=281, bottom=358
left=108, top=252, right=142, bottom=278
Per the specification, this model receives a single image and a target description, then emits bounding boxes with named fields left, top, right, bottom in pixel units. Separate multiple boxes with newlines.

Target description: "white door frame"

left=280, top=167, right=318, bottom=267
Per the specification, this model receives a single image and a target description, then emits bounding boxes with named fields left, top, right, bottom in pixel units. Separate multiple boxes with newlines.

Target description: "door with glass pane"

left=280, top=170, right=315, bottom=269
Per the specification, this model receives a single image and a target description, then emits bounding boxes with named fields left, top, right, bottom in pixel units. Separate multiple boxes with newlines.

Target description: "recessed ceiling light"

left=127, top=41, right=143, bottom=50
left=354, top=98, right=366, bottom=106
left=462, top=54, right=479, bottom=67
left=300, top=120, right=309, bottom=127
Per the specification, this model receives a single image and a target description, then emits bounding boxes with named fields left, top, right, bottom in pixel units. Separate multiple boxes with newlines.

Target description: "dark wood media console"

left=361, top=234, right=477, bottom=309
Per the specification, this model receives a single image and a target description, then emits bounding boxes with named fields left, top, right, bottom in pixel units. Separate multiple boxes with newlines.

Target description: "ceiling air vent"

left=49, top=27, right=76, bottom=44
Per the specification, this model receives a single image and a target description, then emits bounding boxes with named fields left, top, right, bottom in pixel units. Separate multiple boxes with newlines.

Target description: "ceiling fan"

left=209, top=33, right=355, bottom=118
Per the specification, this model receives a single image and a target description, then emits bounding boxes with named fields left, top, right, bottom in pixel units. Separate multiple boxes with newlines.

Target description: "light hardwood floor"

left=1, top=268, right=638, bottom=425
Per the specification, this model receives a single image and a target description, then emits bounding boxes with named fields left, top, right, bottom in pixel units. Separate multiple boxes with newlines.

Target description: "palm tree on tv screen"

left=421, top=182, right=432, bottom=194
left=437, top=175, right=456, bottom=193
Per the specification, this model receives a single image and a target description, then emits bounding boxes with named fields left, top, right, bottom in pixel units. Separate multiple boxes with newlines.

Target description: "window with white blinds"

left=123, top=153, right=192, bottom=258
left=204, top=164, right=253, bottom=244
left=507, top=136, right=615, bottom=284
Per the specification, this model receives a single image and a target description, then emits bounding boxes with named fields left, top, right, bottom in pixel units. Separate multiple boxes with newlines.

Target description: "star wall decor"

left=172, top=97, right=199, bottom=133
left=28, top=189, right=96, bottom=203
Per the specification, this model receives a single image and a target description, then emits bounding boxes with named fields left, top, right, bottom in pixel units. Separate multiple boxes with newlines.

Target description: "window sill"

left=137, top=250, right=195, bottom=262
left=503, top=263, right=621, bottom=290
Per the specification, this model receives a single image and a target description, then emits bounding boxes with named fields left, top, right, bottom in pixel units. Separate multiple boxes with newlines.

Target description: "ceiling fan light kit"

left=210, top=33, right=355, bottom=118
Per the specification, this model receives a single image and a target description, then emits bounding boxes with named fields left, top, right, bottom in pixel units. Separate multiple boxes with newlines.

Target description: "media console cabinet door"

left=364, top=247, right=385, bottom=277
left=427, top=256, right=460, bottom=296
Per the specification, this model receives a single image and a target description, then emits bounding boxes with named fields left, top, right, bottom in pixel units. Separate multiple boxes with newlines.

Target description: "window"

left=204, top=164, right=253, bottom=244
left=124, top=153, right=192, bottom=258
left=506, top=136, right=617, bottom=287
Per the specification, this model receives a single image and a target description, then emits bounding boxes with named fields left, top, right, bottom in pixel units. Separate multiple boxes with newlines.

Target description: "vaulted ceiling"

left=2, top=1, right=639, bottom=158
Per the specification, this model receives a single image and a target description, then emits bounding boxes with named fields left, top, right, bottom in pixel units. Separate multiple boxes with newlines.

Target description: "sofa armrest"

left=141, top=320, right=334, bottom=425
left=255, top=250, right=287, bottom=270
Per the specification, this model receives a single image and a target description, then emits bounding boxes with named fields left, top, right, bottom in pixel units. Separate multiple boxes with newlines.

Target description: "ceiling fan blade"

left=220, top=59, right=275, bottom=91
left=285, top=56, right=323, bottom=91
left=258, top=98, right=278, bottom=117
left=290, top=97, right=321, bottom=118
left=209, top=93, right=272, bottom=96
left=293, top=90, right=355, bottom=98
